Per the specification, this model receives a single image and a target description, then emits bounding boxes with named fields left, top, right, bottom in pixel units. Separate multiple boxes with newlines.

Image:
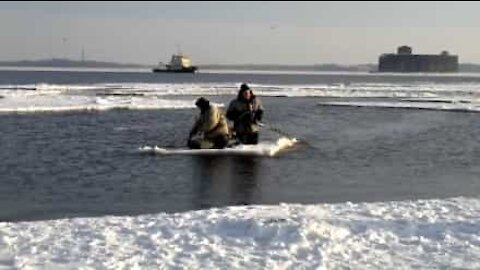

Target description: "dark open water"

left=1, top=70, right=480, bottom=221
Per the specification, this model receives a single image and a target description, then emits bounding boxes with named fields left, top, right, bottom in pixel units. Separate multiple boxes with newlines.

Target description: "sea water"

left=1, top=69, right=480, bottom=222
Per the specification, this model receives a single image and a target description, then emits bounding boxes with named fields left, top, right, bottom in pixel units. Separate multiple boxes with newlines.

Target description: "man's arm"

left=253, top=97, right=264, bottom=122
left=189, top=119, right=200, bottom=138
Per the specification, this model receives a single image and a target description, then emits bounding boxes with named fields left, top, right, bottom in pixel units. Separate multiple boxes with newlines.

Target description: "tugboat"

left=152, top=54, right=198, bottom=73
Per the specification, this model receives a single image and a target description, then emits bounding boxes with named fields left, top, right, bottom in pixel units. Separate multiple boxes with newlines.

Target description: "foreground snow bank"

left=1, top=197, right=479, bottom=269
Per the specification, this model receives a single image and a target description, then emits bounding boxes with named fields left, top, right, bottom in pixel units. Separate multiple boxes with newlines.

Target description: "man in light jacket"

left=188, top=97, right=230, bottom=149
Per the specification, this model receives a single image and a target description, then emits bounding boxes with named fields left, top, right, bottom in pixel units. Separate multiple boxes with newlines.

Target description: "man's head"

left=240, top=83, right=250, bottom=92
left=195, top=97, right=210, bottom=110
left=238, top=83, right=253, bottom=101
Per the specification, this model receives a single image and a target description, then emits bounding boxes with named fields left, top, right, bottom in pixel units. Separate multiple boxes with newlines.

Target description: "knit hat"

left=195, top=97, right=210, bottom=108
left=240, top=83, right=250, bottom=91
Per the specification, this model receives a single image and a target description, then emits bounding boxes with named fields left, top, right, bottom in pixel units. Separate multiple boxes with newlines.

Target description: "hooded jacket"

left=226, top=93, right=264, bottom=134
left=191, top=105, right=229, bottom=139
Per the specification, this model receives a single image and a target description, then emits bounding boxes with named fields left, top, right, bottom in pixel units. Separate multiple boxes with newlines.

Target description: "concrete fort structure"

left=378, top=46, right=458, bottom=73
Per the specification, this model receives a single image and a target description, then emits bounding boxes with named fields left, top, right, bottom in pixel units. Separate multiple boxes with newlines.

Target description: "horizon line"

left=1, top=58, right=480, bottom=67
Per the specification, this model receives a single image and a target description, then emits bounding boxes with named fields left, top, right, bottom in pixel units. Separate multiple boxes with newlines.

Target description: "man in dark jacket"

left=226, top=83, right=264, bottom=144
left=188, top=97, right=230, bottom=149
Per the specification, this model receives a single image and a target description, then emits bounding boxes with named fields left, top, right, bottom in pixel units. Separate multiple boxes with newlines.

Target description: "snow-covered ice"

left=139, top=137, right=298, bottom=157
left=1, top=197, right=479, bottom=269
left=1, top=81, right=480, bottom=113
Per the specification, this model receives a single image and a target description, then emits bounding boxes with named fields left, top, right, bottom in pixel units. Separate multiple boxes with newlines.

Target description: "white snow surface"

left=1, top=197, right=480, bottom=269
left=318, top=100, right=480, bottom=112
left=1, top=80, right=480, bottom=113
left=140, top=137, right=298, bottom=157
left=0, top=93, right=196, bottom=113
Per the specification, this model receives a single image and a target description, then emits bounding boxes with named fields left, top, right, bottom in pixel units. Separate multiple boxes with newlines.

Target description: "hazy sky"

left=1, top=1, right=480, bottom=65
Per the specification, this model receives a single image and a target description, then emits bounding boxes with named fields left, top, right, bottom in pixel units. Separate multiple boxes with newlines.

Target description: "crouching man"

left=188, top=97, right=230, bottom=149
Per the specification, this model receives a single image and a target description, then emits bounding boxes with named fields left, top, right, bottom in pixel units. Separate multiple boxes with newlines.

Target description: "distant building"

left=378, top=46, right=458, bottom=73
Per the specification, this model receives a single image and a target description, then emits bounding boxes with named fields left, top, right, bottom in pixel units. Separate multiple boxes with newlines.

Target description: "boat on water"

left=152, top=54, right=198, bottom=73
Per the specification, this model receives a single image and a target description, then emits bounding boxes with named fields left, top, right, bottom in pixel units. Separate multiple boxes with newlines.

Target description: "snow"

left=1, top=197, right=479, bottom=269
left=317, top=100, right=480, bottom=112
left=139, top=137, right=298, bottom=157
left=1, top=81, right=480, bottom=113
left=0, top=94, right=196, bottom=113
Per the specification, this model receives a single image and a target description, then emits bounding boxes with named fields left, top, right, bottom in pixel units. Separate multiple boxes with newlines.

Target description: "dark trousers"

left=237, top=132, right=259, bottom=145
left=212, top=135, right=229, bottom=148
left=188, top=135, right=229, bottom=149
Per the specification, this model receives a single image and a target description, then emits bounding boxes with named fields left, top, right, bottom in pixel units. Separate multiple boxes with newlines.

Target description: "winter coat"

left=191, top=105, right=229, bottom=139
left=226, top=96, right=264, bottom=135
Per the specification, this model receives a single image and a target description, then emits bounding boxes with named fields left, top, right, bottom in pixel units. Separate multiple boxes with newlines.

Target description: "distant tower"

left=62, top=37, right=68, bottom=59
left=81, top=46, right=85, bottom=62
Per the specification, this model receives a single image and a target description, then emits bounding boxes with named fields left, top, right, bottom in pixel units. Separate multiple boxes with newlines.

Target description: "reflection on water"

left=191, top=156, right=261, bottom=209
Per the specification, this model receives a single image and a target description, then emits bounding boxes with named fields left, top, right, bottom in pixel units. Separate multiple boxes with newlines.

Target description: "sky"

left=0, top=1, right=480, bottom=65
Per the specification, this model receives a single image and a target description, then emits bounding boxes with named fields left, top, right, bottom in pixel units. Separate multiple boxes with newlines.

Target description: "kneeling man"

left=188, top=97, right=230, bottom=149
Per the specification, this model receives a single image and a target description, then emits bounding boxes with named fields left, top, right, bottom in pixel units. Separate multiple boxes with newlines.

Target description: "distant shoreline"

left=0, top=59, right=150, bottom=69
left=0, top=59, right=376, bottom=71
left=1, top=59, right=480, bottom=72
